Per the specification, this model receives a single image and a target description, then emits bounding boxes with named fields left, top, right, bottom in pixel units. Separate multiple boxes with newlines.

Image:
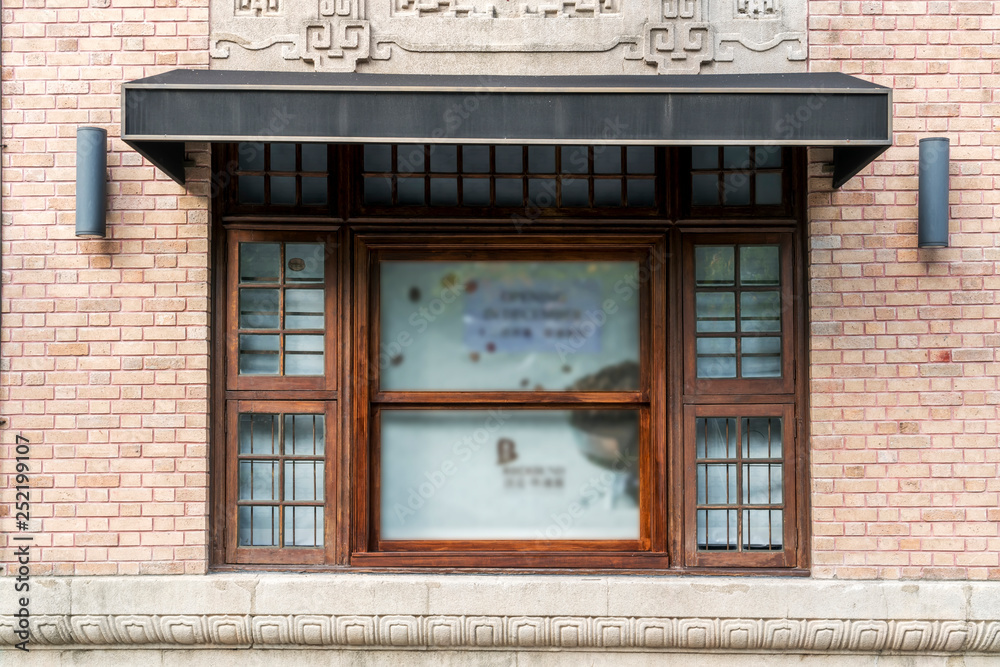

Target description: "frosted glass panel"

left=380, top=410, right=640, bottom=540
left=239, top=289, right=279, bottom=329
left=379, top=261, right=641, bottom=391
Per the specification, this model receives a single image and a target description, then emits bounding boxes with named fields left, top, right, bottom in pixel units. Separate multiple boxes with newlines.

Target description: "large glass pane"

left=239, top=334, right=280, bottom=375
left=694, top=246, right=734, bottom=286
left=695, top=292, right=735, bottom=333
left=739, top=245, right=780, bottom=286
left=285, top=243, right=324, bottom=283
left=379, top=260, right=641, bottom=391
left=239, top=289, right=279, bottom=329
left=239, top=243, right=280, bottom=283
left=696, top=337, right=736, bottom=378
left=380, top=410, right=640, bottom=540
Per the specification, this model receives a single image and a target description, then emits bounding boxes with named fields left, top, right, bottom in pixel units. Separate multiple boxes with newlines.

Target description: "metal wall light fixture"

left=75, top=126, right=108, bottom=238
left=917, top=137, right=950, bottom=248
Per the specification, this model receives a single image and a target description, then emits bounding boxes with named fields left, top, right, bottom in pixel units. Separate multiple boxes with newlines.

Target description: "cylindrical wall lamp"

left=75, top=126, right=108, bottom=238
left=918, top=137, right=949, bottom=248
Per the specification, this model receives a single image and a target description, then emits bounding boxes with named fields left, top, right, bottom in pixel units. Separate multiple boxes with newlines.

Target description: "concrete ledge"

left=1, top=575, right=998, bottom=654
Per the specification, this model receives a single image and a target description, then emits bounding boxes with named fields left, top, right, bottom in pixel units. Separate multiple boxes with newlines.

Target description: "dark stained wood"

left=211, top=143, right=809, bottom=574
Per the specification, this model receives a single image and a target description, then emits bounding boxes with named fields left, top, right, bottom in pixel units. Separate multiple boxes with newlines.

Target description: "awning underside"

left=122, top=70, right=892, bottom=189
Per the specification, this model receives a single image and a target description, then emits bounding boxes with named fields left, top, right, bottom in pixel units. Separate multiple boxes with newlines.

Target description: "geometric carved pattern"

left=3, top=616, right=1000, bottom=652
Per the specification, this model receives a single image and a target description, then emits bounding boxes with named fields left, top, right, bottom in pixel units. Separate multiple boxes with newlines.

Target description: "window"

left=212, top=143, right=806, bottom=572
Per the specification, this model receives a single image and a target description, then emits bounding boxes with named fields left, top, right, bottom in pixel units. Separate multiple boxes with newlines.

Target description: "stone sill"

left=1, top=574, right=998, bottom=654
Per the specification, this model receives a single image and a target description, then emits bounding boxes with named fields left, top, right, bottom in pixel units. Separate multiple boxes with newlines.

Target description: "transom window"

left=213, top=142, right=806, bottom=572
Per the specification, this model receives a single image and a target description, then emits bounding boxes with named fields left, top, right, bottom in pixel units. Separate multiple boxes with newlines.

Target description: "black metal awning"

left=122, top=70, right=892, bottom=189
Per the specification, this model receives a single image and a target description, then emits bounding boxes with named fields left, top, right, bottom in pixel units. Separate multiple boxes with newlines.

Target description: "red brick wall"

left=1, top=0, right=997, bottom=579
left=807, top=0, right=1000, bottom=579
left=0, top=0, right=211, bottom=575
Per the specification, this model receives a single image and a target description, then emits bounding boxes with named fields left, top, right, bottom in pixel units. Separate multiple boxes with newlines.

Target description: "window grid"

left=236, top=412, right=325, bottom=549
left=688, top=146, right=786, bottom=213
left=360, top=144, right=658, bottom=212
left=235, top=142, right=330, bottom=208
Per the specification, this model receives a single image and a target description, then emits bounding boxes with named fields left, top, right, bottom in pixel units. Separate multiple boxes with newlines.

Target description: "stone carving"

left=210, top=0, right=808, bottom=75
left=236, top=0, right=280, bottom=16
left=3, top=615, right=1000, bottom=652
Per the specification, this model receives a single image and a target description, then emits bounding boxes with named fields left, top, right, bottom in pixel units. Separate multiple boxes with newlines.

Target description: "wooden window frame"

left=210, top=143, right=809, bottom=574
left=349, top=234, right=669, bottom=569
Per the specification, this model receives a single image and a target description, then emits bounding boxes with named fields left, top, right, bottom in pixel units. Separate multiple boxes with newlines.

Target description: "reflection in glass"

left=697, top=508, right=737, bottom=550
left=528, top=145, right=555, bottom=173
left=285, top=413, right=325, bottom=456
left=696, top=337, right=736, bottom=378
left=691, top=146, right=718, bottom=170
left=723, top=173, right=751, bottom=205
left=694, top=246, right=734, bottom=286
left=594, top=180, right=621, bottom=206
left=462, top=145, right=490, bottom=173
left=238, top=175, right=265, bottom=205
left=364, top=144, right=392, bottom=172
left=239, top=289, right=279, bottom=329
left=743, top=464, right=783, bottom=505
left=239, top=460, right=278, bottom=500
left=285, top=289, right=324, bottom=329
left=380, top=410, right=640, bottom=540
left=301, top=177, right=327, bottom=205
left=696, top=292, right=735, bottom=333
left=302, top=144, right=327, bottom=172
left=397, top=177, right=425, bottom=205
left=626, top=146, right=655, bottom=174
left=379, top=260, right=641, bottom=391
left=239, top=334, right=280, bottom=375
left=743, top=509, right=782, bottom=549
left=756, top=173, right=782, bottom=205
left=430, top=178, right=458, bottom=205
left=239, top=413, right=278, bottom=455
left=284, top=506, right=323, bottom=547
left=740, top=292, right=781, bottom=332
left=239, top=143, right=265, bottom=171
left=239, top=243, right=280, bottom=283
left=364, top=176, right=392, bottom=205
left=462, top=178, right=490, bottom=206
left=284, top=461, right=324, bottom=501
left=270, top=143, right=296, bottom=172
left=495, top=145, right=523, bottom=173
left=430, top=145, right=457, bottom=173
left=562, top=178, right=588, bottom=207
left=627, top=179, right=655, bottom=207
left=739, top=246, right=780, bottom=286
left=696, top=417, right=736, bottom=459
left=697, top=464, right=736, bottom=504
left=741, top=337, right=781, bottom=378
left=284, top=334, right=324, bottom=375
left=743, top=417, right=782, bottom=458
left=270, top=176, right=295, bottom=205
left=238, top=506, right=278, bottom=546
